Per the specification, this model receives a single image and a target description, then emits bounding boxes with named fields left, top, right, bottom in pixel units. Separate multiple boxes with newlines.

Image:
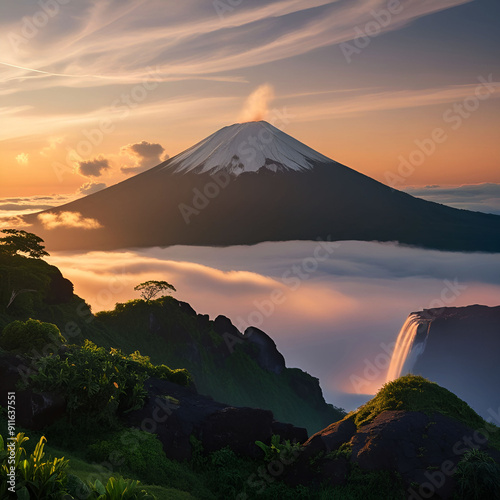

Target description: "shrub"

left=0, top=433, right=69, bottom=499
left=86, top=430, right=206, bottom=496
left=28, top=341, right=149, bottom=425
left=352, top=375, right=486, bottom=430
left=0, top=318, right=65, bottom=353
left=88, top=476, right=156, bottom=499
left=454, top=449, right=500, bottom=500
left=255, top=434, right=302, bottom=463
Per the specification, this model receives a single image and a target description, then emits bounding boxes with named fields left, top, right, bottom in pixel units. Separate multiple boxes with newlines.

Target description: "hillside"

left=0, top=252, right=342, bottom=434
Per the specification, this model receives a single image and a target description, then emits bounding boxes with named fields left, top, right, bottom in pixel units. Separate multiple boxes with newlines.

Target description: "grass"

left=348, top=374, right=500, bottom=449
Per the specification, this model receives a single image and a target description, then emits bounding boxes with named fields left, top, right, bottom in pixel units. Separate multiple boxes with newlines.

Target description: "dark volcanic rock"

left=410, top=305, right=500, bottom=420
left=16, top=390, right=67, bottom=430
left=213, top=315, right=241, bottom=339
left=45, top=270, right=74, bottom=304
left=126, top=377, right=301, bottom=461
left=0, top=354, right=66, bottom=430
left=302, top=418, right=357, bottom=459
left=271, top=421, right=308, bottom=444
left=297, top=410, right=500, bottom=499
left=244, top=327, right=286, bottom=374
left=201, top=406, right=273, bottom=458
left=351, top=411, right=494, bottom=499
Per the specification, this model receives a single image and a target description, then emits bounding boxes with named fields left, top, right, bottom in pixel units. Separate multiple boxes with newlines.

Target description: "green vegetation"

left=134, top=280, right=176, bottom=303
left=0, top=318, right=65, bottom=353
left=26, top=340, right=190, bottom=427
left=453, top=449, right=500, bottom=500
left=1, top=234, right=499, bottom=499
left=0, top=244, right=342, bottom=435
left=0, top=229, right=49, bottom=259
left=94, top=297, right=344, bottom=434
left=0, top=433, right=68, bottom=499
left=255, top=434, right=302, bottom=462
left=352, top=374, right=488, bottom=431
left=0, top=432, right=161, bottom=499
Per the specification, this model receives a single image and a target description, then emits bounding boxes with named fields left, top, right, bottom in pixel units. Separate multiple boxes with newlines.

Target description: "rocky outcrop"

left=0, top=354, right=66, bottom=430
left=126, top=377, right=308, bottom=461
left=298, top=410, right=500, bottom=499
left=45, top=270, right=74, bottom=304
left=302, top=418, right=357, bottom=459
left=398, top=305, right=500, bottom=420
left=244, top=327, right=286, bottom=374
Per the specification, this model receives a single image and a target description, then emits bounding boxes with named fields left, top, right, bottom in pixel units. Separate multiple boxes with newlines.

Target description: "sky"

left=1, top=0, right=499, bottom=200
left=1, top=1, right=499, bottom=413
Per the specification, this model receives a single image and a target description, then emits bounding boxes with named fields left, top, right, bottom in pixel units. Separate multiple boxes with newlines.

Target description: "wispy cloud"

left=285, top=83, right=500, bottom=121
left=78, top=181, right=107, bottom=195
left=38, top=211, right=103, bottom=230
left=0, top=0, right=471, bottom=93
left=405, top=183, right=500, bottom=216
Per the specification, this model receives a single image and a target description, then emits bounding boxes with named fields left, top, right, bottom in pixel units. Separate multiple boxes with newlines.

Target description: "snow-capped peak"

left=162, top=121, right=333, bottom=176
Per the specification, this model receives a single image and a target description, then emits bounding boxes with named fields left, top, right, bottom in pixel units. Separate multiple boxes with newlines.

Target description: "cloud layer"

left=47, top=240, right=500, bottom=411
left=405, top=183, right=500, bottom=215
left=38, top=211, right=103, bottom=229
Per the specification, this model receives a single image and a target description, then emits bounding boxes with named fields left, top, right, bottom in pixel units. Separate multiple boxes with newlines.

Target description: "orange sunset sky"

left=0, top=0, right=499, bottom=199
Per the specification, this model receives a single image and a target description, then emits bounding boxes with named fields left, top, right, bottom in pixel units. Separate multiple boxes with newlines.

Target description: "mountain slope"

left=0, top=253, right=342, bottom=434
left=25, top=121, right=500, bottom=252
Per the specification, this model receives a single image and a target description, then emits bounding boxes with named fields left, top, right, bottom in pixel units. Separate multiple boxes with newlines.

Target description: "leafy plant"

left=27, top=341, right=190, bottom=426
left=0, top=318, right=65, bottom=353
left=255, top=434, right=302, bottom=463
left=0, top=433, right=69, bottom=499
left=87, top=476, right=155, bottom=499
left=0, top=229, right=49, bottom=259
left=454, top=449, right=500, bottom=500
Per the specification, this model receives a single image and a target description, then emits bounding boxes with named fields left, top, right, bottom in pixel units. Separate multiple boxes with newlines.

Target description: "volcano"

left=26, top=121, right=500, bottom=252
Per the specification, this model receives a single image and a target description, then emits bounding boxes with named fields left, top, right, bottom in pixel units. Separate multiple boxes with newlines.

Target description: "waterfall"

left=386, top=314, right=426, bottom=382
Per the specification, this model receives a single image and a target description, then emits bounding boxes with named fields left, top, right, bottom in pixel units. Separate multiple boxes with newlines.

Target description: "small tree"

left=0, top=229, right=49, bottom=259
left=134, top=280, right=176, bottom=303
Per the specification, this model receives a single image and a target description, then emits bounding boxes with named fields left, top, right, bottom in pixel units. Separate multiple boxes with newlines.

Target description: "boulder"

left=351, top=410, right=494, bottom=499
left=126, top=377, right=299, bottom=461
left=16, top=390, right=67, bottom=430
left=302, top=417, right=357, bottom=459
left=271, top=421, right=308, bottom=444
left=244, top=327, right=286, bottom=374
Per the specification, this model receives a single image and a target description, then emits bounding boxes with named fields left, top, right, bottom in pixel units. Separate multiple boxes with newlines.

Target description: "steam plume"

left=239, top=84, right=275, bottom=122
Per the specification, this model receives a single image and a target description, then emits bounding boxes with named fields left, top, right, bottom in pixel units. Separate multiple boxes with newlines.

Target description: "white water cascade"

left=386, top=314, right=428, bottom=382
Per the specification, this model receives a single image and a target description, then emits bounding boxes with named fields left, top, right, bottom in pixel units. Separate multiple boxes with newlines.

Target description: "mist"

left=47, top=240, right=500, bottom=411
